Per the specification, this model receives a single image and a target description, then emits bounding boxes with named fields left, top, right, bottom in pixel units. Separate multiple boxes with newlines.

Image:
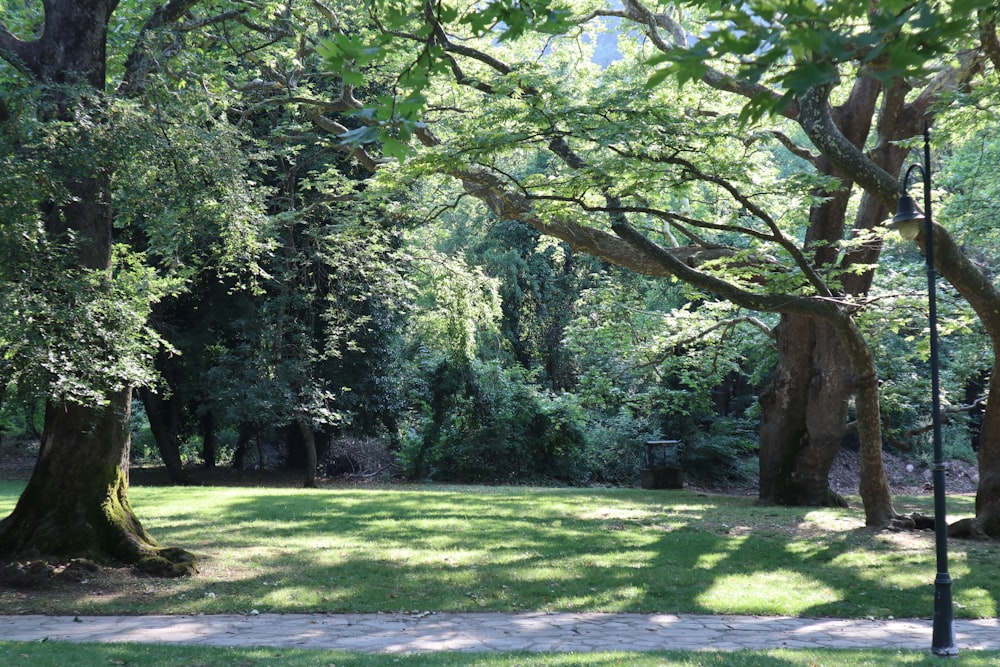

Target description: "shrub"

left=400, top=358, right=588, bottom=483
left=578, top=409, right=659, bottom=485
left=681, top=416, right=759, bottom=483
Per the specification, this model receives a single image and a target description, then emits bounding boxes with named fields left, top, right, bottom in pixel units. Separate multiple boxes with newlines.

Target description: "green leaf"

left=381, top=135, right=409, bottom=160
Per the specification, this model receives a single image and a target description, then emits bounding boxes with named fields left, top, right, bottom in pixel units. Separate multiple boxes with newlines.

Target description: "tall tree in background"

left=625, top=0, right=985, bottom=514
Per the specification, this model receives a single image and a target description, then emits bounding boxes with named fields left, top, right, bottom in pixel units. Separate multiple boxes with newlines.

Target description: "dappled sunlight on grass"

left=693, top=551, right=729, bottom=570
left=697, top=570, right=843, bottom=615
left=800, top=508, right=864, bottom=532
left=1, top=482, right=998, bottom=620
left=958, top=587, right=998, bottom=618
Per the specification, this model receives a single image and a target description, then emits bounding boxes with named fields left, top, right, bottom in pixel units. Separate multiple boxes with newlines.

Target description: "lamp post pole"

left=893, top=123, right=958, bottom=656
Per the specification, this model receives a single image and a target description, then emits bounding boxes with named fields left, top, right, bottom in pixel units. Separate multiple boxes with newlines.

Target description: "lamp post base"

left=932, top=575, right=958, bottom=657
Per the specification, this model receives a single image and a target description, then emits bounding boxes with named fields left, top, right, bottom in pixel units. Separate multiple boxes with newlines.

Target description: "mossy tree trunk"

left=0, top=393, right=195, bottom=575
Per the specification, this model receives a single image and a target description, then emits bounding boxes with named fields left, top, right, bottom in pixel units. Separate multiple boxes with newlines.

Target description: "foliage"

left=401, top=358, right=587, bottom=482
left=578, top=408, right=659, bottom=485
left=649, top=0, right=996, bottom=121
left=0, top=385, right=41, bottom=440
left=4, top=0, right=998, bottom=495
left=682, top=416, right=759, bottom=483
left=404, top=245, right=503, bottom=364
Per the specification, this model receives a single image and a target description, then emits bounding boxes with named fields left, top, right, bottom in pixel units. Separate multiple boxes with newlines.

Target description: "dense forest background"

left=1, top=0, right=998, bottom=500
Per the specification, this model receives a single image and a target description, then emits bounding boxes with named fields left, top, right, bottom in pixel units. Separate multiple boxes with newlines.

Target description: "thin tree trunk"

left=232, top=423, right=252, bottom=470
left=137, top=385, right=188, bottom=485
left=297, top=418, right=318, bottom=489
left=834, top=317, right=895, bottom=527
left=201, top=410, right=216, bottom=469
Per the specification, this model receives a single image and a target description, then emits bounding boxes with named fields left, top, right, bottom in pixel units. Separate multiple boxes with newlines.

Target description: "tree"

left=0, top=0, right=272, bottom=573
left=308, top=0, right=995, bottom=527
left=0, top=0, right=191, bottom=573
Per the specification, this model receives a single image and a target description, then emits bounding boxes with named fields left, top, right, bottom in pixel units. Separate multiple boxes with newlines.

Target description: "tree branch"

left=0, top=18, right=35, bottom=77
left=621, top=0, right=800, bottom=119
left=979, top=9, right=1000, bottom=72
left=797, top=84, right=901, bottom=210
left=611, top=218, right=840, bottom=319
left=758, top=130, right=819, bottom=165
left=307, top=110, right=388, bottom=172
left=118, top=0, right=203, bottom=95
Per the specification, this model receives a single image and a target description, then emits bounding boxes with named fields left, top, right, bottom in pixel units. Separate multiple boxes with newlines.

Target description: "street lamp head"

left=887, top=191, right=925, bottom=240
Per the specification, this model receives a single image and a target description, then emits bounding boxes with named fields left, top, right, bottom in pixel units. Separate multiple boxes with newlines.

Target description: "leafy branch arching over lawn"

left=0, top=483, right=995, bottom=620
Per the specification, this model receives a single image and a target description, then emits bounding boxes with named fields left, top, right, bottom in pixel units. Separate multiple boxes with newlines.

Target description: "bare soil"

left=827, top=446, right=980, bottom=496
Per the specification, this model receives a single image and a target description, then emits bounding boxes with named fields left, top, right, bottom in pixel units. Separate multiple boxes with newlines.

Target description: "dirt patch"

left=828, top=446, right=980, bottom=496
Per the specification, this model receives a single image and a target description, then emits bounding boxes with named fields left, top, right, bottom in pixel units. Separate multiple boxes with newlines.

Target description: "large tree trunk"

left=0, top=0, right=196, bottom=574
left=971, top=369, right=1000, bottom=536
left=759, top=315, right=850, bottom=507
left=0, top=392, right=194, bottom=575
left=758, top=142, right=856, bottom=509
left=757, top=72, right=907, bottom=522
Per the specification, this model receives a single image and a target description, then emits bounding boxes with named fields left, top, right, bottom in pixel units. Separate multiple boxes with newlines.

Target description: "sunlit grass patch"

left=0, top=482, right=996, bottom=620
left=2, top=643, right=999, bottom=667
left=697, top=570, right=843, bottom=615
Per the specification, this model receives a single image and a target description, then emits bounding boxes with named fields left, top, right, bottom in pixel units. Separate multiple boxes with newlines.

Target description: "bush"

left=681, top=417, right=759, bottom=483
left=912, top=416, right=978, bottom=466
left=400, top=358, right=588, bottom=483
left=579, top=409, right=659, bottom=485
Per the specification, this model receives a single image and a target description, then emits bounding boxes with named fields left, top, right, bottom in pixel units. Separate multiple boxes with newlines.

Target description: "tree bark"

left=922, top=224, right=1000, bottom=538
left=201, top=410, right=217, bottom=469
left=136, top=346, right=189, bottom=484
left=297, top=418, right=318, bottom=489
left=138, top=385, right=188, bottom=485
left=833, top=316, right=895, bottom=527
left=759, top=315, right=849, bottom=507
left=0, top=393, right=195, bottom=575
left=0, top=0, right=197, bottom=573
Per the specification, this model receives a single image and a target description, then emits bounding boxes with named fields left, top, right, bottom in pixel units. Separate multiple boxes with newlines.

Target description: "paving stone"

left=1, top=613, right=998, bottom=653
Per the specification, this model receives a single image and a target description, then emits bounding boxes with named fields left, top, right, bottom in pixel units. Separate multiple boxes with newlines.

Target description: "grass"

left=0, top=481, right=997, bottom=620
left=1, top=643, right=999, bottom=666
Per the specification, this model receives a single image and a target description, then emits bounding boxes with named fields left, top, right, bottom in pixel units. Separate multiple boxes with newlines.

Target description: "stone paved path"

left=1, top=613, right=999, bottom=653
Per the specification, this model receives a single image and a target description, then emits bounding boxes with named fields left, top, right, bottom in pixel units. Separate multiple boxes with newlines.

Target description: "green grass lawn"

left=0, top=481, right=996, bottom=620
left=1, top=643, right=999, bottom=667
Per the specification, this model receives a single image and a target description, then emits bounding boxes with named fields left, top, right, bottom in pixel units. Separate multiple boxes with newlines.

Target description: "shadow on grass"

left=5, top=642, right=1000, bottom=667
left=0, top=482, right=997, bottom=622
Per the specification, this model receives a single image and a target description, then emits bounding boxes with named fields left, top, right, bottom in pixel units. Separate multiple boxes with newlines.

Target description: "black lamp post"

left=887, top=123, right=958, bottom=657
